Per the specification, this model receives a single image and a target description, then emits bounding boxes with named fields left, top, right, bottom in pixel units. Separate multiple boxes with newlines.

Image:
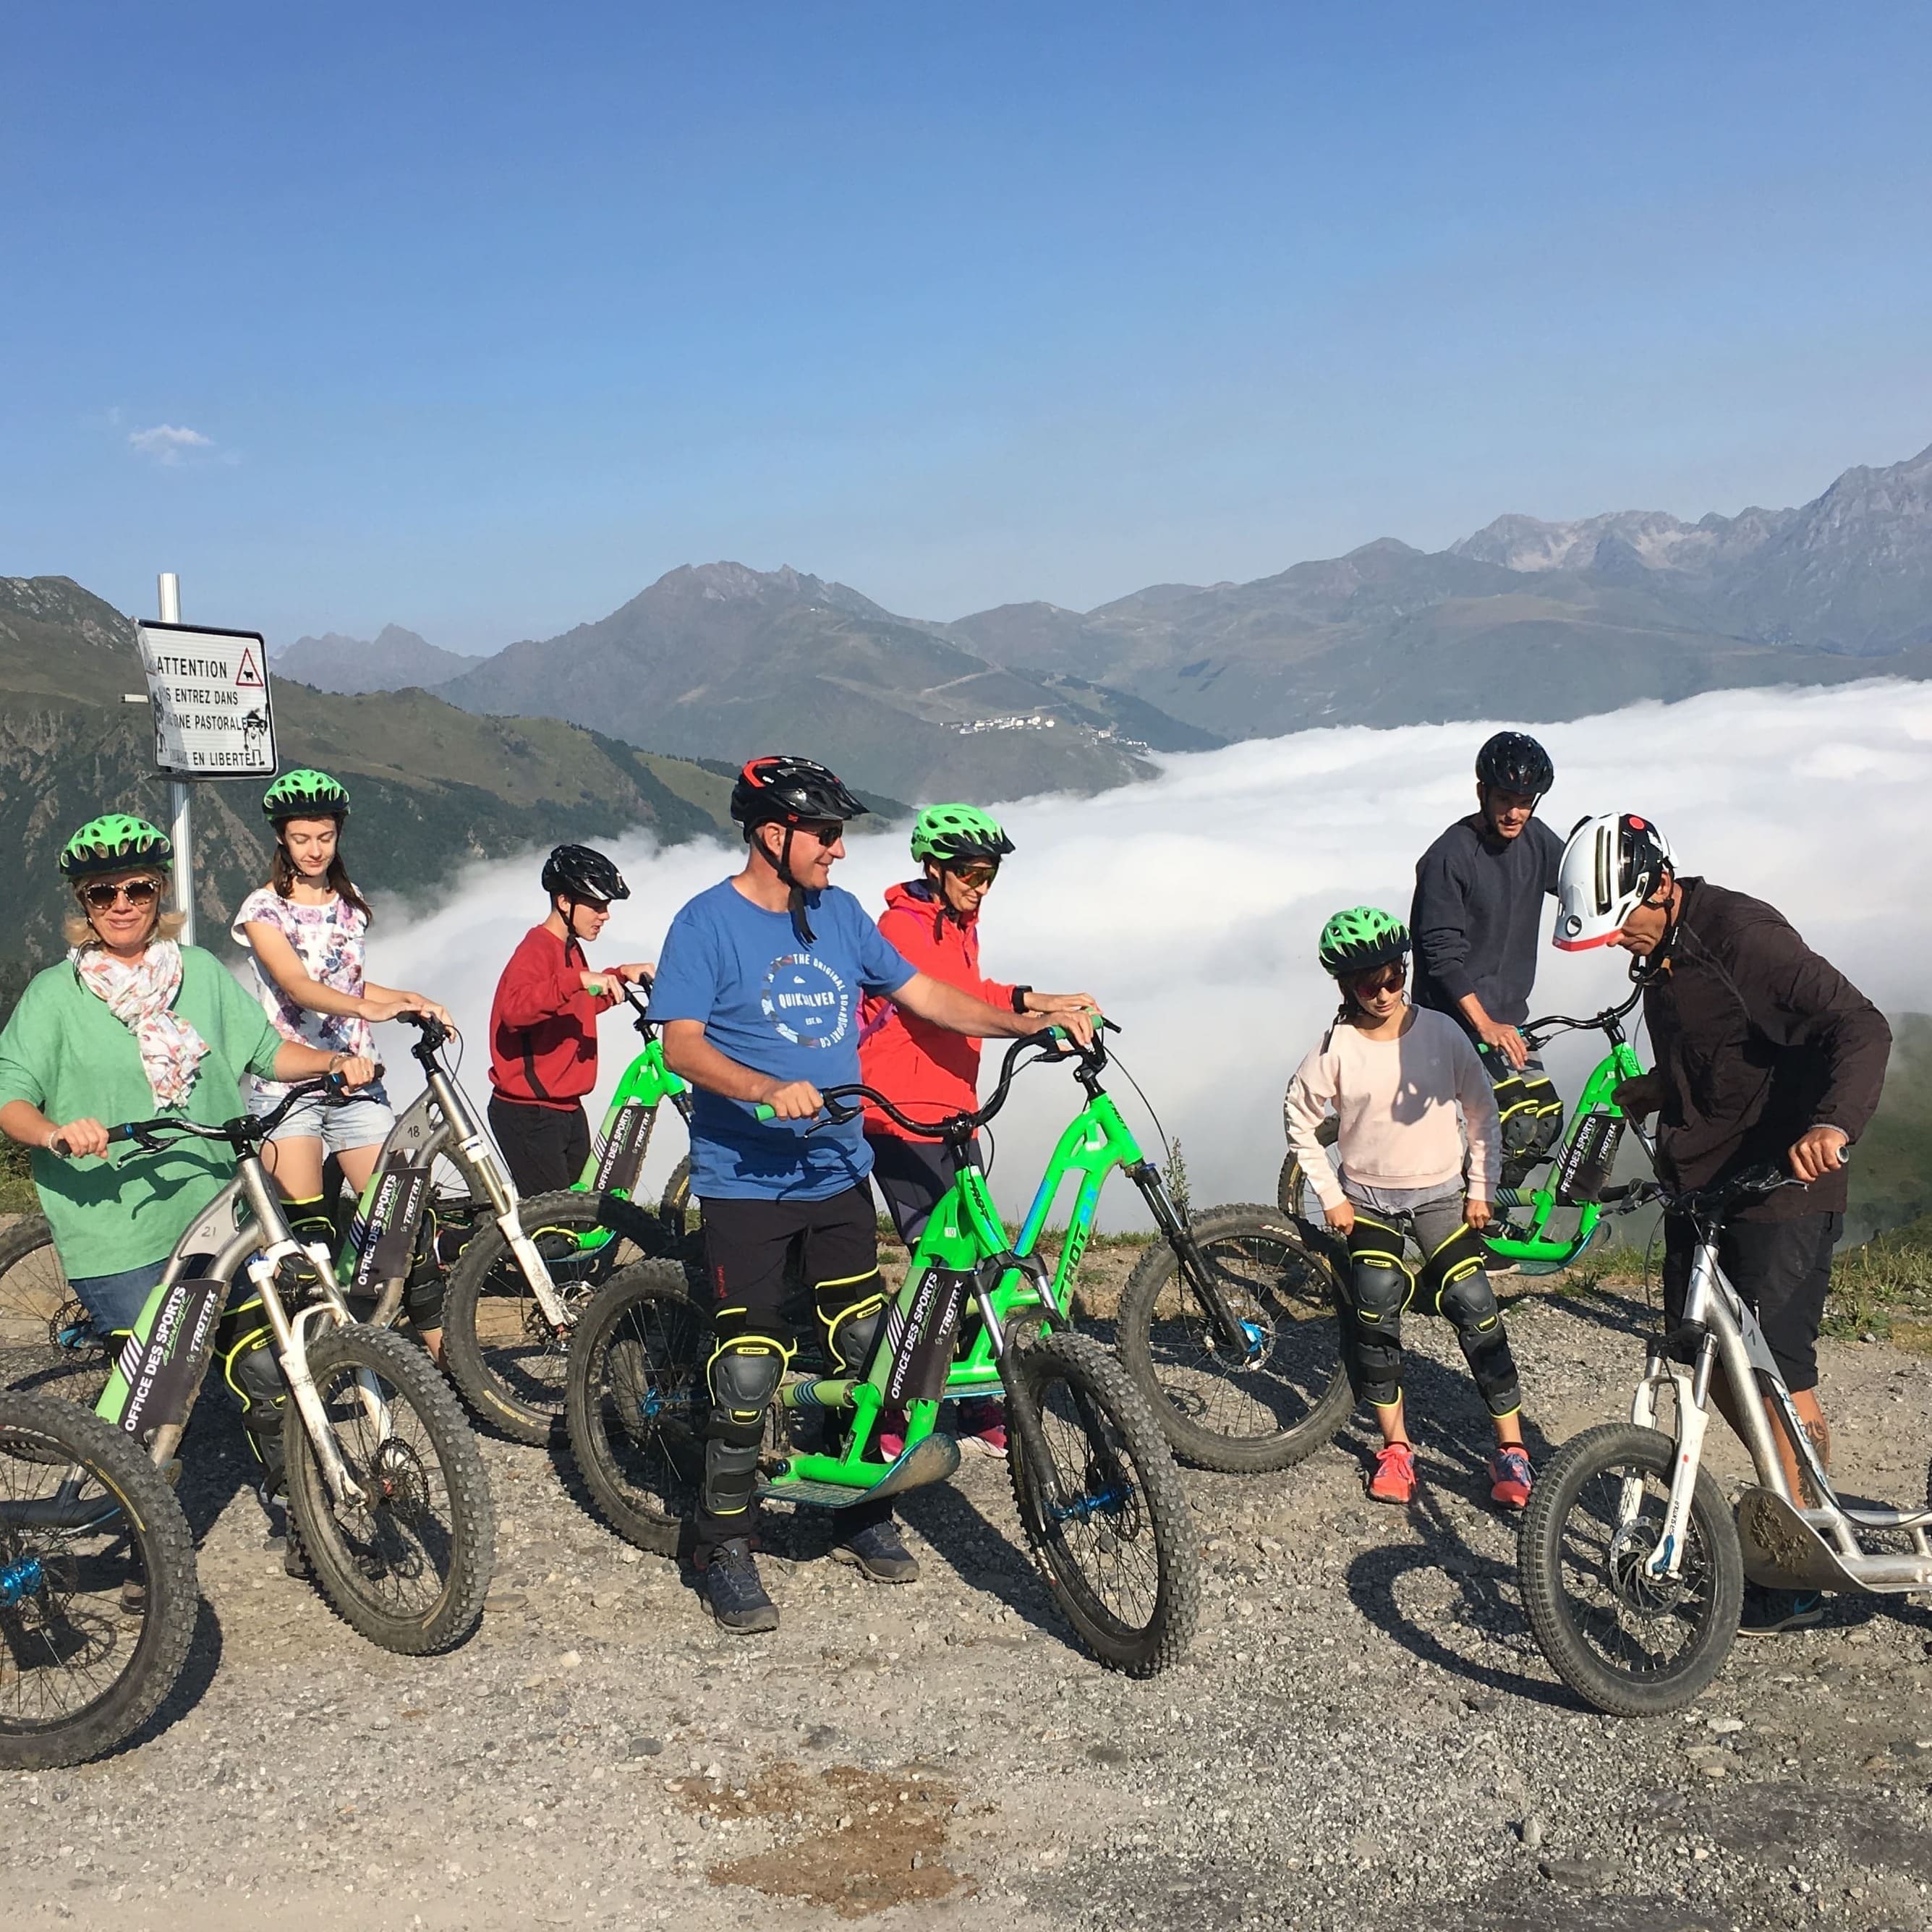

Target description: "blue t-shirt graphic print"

left=761, top=952, right=852, bottom=1049
left=647, top=879, right=914, bottom=1200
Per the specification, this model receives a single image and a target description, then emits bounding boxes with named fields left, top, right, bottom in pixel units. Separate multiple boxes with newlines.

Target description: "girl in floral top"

left=231, top=770, right=451, bottom=1352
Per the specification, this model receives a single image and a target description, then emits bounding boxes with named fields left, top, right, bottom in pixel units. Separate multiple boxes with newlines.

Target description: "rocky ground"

left=6, top=1248, right=1932, bottom=1932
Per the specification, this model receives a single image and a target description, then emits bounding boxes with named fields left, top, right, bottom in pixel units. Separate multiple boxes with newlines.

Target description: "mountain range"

left=272, top=624, right=486, bottom=692
left=301, top=438, right=1932, bottom=766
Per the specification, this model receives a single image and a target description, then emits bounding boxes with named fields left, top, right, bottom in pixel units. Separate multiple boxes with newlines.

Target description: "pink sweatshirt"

left=1282, top=1006, right=1501, bottom=1210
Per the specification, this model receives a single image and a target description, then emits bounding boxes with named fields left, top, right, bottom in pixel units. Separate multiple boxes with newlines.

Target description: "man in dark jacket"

left=1556, top=811, right=1891, bottom=1633
left=1411, top=731, right=1565, bottom=1183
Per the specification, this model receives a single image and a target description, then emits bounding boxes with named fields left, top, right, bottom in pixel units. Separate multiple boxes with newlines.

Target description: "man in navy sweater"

left=1410, top=733, right=1565, bottom=1186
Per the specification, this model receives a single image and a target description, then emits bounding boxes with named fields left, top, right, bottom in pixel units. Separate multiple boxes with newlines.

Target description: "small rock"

left=1706, top=1716, right=1745, bottom=1734
left=626, top=1737, right=664, bottom=1760
left=1539, top=1857, right=1611, bottom=1889
left=1518, top=1815, right=1545, bottom=1851
left=558, top=1651, right=582, bottom=1669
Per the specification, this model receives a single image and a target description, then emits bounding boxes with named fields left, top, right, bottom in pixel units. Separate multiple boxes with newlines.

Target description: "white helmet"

left=1552, top=812, right=1674, bottom=952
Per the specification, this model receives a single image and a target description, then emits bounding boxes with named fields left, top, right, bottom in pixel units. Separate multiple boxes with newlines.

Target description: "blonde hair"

left=64, top=873, right=185, bottom=952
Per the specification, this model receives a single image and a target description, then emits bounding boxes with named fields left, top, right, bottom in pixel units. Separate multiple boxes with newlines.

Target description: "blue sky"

left=6, top=3, right=1931, bottom=649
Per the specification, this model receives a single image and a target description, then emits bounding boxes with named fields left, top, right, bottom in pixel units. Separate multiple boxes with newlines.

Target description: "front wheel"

left=565, top=1261, right=711, bottom=1556
left=1004, top=1331, right=1199, bottom=1675
left=1117, top=1204, right=1353, bottom=1473
left=1518, top=1421, right=1743, bottom=1717
left=285, top=1324, right=495, bottom=1656
left=441, top=1191, right=658, bottom=1443
left=0, top=1390, right=199, bottom=1768
left=0, top=1217, right=108, bottom=1406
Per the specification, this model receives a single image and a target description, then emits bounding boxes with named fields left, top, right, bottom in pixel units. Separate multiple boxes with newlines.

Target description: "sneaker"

left=1737, top=1584, right=1824, bottom=1637
left=831, top=1517, right=921, bottom=1584
left=875, top=1410, right=908, bottom=1461
left=1489, top=1446, right=1533, bottom=1510
left=1367, top=1442, right=1417, bottom=1505
left=698, top=1538, right=780, bottom=1634
left=956, top=1397, right=1008, bottom=1457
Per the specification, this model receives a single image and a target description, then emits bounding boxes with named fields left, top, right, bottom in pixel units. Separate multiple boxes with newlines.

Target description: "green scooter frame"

left=563, top=982, right=690, bottom=1256
left=752, top=1029, right=1192, bottom=1508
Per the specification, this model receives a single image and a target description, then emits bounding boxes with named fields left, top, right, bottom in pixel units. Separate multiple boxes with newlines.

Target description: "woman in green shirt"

left=0, top=815, right=375, bottom=1341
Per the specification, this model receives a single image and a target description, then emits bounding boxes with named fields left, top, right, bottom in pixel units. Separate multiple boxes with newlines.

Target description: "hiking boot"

left=832, top=1517, right=921, bottom=1583
left=1738, top=1584, right=1824, bottom=1637
left=956, top=1398, right=1008, bottom=1457
left=1489, top=1446, right=1533, bottom=1510
left=1366, top=1442, right=1416, bottom=1505
left=699, top=1538, right=779, bottom=1634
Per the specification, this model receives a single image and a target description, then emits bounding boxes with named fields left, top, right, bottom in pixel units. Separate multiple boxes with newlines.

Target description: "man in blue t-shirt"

left=651, top=754, right=1092, bottom=1635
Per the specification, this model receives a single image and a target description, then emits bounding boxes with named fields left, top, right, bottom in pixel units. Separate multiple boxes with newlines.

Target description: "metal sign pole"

left=156, top=572, right=195, bottom=946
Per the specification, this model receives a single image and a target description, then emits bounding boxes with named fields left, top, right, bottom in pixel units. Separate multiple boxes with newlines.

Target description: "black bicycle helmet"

left=729, top=754, right=869, bottom=833
left=731, top=754, right=867, bottom=944
left=541, top=843, right=629, bottom=905
left=1475, top=731, right=1554, bottom=797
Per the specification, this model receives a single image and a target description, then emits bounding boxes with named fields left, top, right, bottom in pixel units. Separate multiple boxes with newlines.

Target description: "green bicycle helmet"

left=910, top=803, right=1016, bottom=867
left=59, top=814, right=174, bottom=881
left=1317, top=906, right=1410, bottom=978
left=263, top=768, right=350, bottom=822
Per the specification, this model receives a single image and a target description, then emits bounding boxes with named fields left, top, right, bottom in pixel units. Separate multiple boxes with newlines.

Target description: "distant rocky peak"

left=0, top=574, right=135, bottom=649
left=1450, top=509, right=1711, bottom=574
left=654, top=561, right=884, bottom=617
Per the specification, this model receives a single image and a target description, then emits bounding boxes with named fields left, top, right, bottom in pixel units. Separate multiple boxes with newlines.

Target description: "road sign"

left=135, top=619, right=278, bottom=778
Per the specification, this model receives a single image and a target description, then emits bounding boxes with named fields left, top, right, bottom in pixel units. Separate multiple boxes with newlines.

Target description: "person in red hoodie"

left=859, top=803, right=1097, bottom=1452
left=488, top=844, right=654, bottom=1194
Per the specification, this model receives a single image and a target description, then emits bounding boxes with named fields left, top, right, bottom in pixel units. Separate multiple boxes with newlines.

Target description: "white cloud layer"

left=367, top=681, right=1932, bottom=1228
left=128, top=422, right=213, bottom=464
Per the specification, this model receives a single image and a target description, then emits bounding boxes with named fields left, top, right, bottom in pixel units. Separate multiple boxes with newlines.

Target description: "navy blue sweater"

left=1410, top=814, right=1562, bottom=1031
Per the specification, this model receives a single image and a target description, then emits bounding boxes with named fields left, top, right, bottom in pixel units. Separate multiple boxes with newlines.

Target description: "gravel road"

left=7, top=1254, right=1932, bottom=1932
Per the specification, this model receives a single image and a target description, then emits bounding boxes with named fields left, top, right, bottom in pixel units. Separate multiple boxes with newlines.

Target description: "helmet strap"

left=775, top=825, right=814, bottom=945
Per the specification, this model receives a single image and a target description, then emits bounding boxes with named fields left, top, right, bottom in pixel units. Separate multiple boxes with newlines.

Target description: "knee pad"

left=817, top=1275, right=885, bottom=1378
left=404, top=1261, right=446, bottom=1332
left=1426, top=1231, right=1521, bottom=1417
left=1494, top=1073, right=1564, bottom=1168
left=704, top=1331, right=790, bottom=1522
left=218, top=1300, right=289, bottom=1471
left=1344, top=1218, right=1410, bottom=1409
left=284, top=1194, right=336, bottom=1251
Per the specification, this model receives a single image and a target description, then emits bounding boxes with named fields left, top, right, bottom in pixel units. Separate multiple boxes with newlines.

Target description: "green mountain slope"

left=0, top=576, right=731, bottom=995
left=439, top=562, right=1218, bottom=798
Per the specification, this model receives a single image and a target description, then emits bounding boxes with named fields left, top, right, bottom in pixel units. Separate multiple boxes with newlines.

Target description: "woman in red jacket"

left=488, top=844, right=654, bottom=1194
left=859, top=804, right=1096, bottom=1452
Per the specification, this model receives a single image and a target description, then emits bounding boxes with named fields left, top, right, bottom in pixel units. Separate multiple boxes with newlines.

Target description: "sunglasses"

left=948, top=863, right=999, bottom=890
left=795, top=821, right=845, bottom=846
left=81, top=879, right=163, bottom=911
left=1350, top=966, right=1405, bottom=997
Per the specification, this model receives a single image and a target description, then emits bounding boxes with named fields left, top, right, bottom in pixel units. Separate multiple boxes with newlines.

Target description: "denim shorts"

left=247, top=1080, right=393, bottom=1154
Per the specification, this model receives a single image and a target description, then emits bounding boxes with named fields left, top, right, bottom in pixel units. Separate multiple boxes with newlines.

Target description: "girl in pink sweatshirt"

left=1284, top=907, right=1531, bottom=1509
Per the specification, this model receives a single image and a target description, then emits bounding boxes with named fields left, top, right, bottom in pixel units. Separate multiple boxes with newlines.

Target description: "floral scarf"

left=71, top=939, right=210, bottom=1109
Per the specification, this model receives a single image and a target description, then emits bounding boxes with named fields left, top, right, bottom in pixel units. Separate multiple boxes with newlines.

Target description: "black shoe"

left=699, top=1538, right=780, bottom=1633
left=1738, top=1583, right=1824, bottom=1636
left=832, top=1517, right=920, bottom=1584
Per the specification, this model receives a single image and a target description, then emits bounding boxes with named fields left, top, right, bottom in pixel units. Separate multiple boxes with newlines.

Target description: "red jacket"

left=488, top=924, right=618, bottom=1108
left=859, top=880, right=1018, bottom=1139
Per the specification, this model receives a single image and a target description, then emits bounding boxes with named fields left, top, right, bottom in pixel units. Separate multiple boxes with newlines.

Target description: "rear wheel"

left=0, top=1219, right=108, bottom=1405
left=285, top=1324, right=495, bottom=1656
left=440, top=1191, right=658, bottom=1442
left=658, top=1157, right=693, bottom=1243
left=1117, top=1204, right=1352, bottom=1473
left=565, top=1261, right=710, bottom=1555
left=1518, top=1421, right=1742, bottom=1716
left=1004, top=1331, right=1199, bottom=1675
left=0, top=1390, right=197, bottom=1767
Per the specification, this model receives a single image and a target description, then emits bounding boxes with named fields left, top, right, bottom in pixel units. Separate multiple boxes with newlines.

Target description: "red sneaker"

left=875, top=1410, right=908, bottom=1461
left=1367, top=1442, right=1416, bottom=1504
left=956, top=1398, right=1008, bottom=1457
left=1489, top=1446, right=1533, bottom=1509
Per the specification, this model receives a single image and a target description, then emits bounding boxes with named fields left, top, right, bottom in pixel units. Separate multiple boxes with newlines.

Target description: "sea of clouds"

left=371, top=680, right=1932, bottom=1228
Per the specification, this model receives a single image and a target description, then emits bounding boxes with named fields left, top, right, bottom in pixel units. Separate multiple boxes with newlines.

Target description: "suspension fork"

left=1129, top=1161, right=1259, bottom=1358
left=1635, top=1339, right=1715, bottom=1581
left=247, top=1247, right=368, bottom=1510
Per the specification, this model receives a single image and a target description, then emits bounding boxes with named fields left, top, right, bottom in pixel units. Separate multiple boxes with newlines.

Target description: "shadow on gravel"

left=1339, top=1350, right=1578, bottom=1708
left=897, top=1474, right=1070, bottom=1641
left=172, top=1406, right=265, bottom=1546
left=116, top=1593, right=224, bottom=1752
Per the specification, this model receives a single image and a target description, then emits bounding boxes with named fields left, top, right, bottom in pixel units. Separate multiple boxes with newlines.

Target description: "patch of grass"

left=1824, top=1214, right=1932, bottom=1350
left=0, top=1137, right=35, bottom=1215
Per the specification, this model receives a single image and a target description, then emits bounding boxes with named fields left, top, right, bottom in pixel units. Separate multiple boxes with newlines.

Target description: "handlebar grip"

left=106, top=1123, right=140, bottom=1144
left=754, top=1102, right=776, bottom=1121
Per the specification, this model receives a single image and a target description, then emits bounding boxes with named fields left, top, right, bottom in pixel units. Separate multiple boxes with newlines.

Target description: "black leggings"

left=867, top=1131, right=974, bottom=1248
left=1344, top=1197, right=1521, bottom=1420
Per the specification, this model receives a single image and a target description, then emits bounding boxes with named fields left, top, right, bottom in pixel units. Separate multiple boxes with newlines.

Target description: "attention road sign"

left=135, top=620, right=278, bottom=778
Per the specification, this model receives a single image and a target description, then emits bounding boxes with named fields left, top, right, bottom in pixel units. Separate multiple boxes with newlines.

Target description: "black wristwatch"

left=1010, top=985, right=1032, bottom=1013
